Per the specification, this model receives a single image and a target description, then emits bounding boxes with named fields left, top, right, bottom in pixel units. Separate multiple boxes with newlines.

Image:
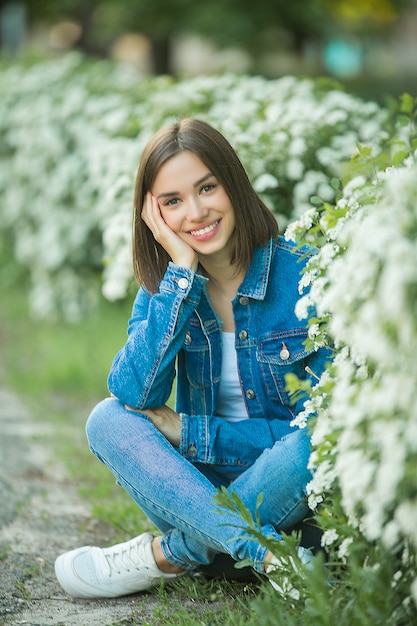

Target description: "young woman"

left=55, top=118, right=330, bottom=599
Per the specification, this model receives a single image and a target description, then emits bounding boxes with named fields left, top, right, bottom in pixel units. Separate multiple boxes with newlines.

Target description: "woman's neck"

left=202, top=260, right=245, bottom=332
left=198, top=247, right=241, bottom=285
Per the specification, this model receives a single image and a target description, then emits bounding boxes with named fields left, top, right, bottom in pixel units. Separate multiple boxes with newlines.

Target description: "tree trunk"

left=151, top=36, right=172, bottom=75
left=73, top=3, right=106, bottom=57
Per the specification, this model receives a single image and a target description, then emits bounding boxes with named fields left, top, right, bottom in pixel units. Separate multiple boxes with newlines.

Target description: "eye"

left=200, top=183, right=216, bottom=194
left=163, top=197, right=181, bottom=207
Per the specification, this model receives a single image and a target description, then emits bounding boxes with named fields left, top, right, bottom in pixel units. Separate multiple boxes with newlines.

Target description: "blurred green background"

left=1, top=0, right=416, bottom=102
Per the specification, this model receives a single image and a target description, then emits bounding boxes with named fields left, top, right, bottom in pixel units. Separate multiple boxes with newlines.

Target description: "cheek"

left=160, top=209, right=179, bottom=231
left=218, top=191, right=235, bottom=219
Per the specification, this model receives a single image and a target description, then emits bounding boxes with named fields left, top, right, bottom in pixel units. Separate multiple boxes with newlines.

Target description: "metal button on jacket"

left=246, top=389, right=256, bottom=399
left=239, top=330, right=248, bottom=341
left=178, top=277, right=189, bottom=289
left=187, top=444, right=198, bottom=458
left=280, top=342, right=290, bottom=360
left=239, top=296, right=249, bottom=306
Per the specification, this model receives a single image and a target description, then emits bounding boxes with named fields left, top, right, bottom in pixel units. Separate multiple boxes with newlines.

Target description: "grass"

left=0, top=269, right=155, bottom=538
left=130, top=577, right=258, bottom=626
left=0, top=277, right=128, bottom=401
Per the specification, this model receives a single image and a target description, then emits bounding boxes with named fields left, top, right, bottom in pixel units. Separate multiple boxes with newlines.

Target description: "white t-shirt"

left=215, top=332, right=248, bottom=423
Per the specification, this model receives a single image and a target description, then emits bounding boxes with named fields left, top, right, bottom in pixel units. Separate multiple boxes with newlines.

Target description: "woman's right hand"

left=141, top=192, right=198, bottom=271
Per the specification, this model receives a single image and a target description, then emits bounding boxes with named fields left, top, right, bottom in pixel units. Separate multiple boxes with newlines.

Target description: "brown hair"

left=133, top=117, right=278, bottom=292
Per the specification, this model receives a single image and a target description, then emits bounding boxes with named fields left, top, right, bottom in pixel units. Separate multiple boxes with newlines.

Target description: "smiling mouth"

left=189, top=220, right=220, bottom=237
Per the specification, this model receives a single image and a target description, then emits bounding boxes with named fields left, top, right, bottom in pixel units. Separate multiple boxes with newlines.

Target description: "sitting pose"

left=55, top=118, right=330, bottom=599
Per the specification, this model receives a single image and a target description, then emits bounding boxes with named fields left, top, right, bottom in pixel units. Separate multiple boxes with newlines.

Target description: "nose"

left=188, top=196, right=209, bottom=221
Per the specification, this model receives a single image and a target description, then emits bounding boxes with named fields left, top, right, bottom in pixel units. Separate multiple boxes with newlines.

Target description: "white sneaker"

left=54, top=532, right=181, bottom=598
left=266, top=546, right=314, bottom=600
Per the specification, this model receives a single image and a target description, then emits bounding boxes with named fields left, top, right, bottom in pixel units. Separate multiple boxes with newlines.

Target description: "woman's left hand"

left=125, top=403, right=181, bottom=447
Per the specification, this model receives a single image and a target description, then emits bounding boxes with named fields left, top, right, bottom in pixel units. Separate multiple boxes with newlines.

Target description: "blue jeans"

left=86, top=398, right=312, bottom=573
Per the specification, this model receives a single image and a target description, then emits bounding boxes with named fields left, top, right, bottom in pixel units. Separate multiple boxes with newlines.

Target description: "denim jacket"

left=108, top=237, right=331, bottom=468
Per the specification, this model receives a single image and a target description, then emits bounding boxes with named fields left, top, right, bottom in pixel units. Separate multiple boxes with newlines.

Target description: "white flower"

left=288, top=136, right=307, bottom=157
left=290, top=405, right=311, bottom=429
left=338, top=538, right=354, bottom=562
left=295, top=294, right=312, bottom=320
left=316, top=147, right=339, bottom=168
left=284, top=222, right=298, bottom=242
left=286, top=158, right=304, bottom=180
left=307, top=491, right=324, bottom=510
left=321, top=528, right=339, bottom=547
left=394, top=501, right=417, bottom=546
left=253, top=173, right=279, bottom=192
left=307, top=323, right=319, bottom=339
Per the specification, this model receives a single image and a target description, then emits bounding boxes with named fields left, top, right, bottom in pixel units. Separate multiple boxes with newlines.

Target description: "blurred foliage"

left=17, top=0, right=414, bottom=73
left=325, top=0, right=410, bottom=25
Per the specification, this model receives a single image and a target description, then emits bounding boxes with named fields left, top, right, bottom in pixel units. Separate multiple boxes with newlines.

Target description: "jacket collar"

left=237, top=238, right=274, bottom=300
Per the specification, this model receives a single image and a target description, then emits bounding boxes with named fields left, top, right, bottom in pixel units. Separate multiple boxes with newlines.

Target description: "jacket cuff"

left=179, top=413, right=208, bottom=462
left=159, top=263, right=207, bottom=306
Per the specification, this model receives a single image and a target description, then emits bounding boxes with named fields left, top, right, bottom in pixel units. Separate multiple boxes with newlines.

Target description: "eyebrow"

left=157, top=172, right=214, bottom=199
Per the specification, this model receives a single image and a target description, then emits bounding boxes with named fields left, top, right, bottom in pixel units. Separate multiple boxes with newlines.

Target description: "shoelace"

left=103, top=536, right=149, bottom=576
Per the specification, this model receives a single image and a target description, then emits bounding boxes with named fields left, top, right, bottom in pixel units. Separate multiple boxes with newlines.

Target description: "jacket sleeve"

left=107, top=263, right=207, bottom=409
left=179, top=413, right=298, bottom=466
left=179, top=343, right=332, bottom=466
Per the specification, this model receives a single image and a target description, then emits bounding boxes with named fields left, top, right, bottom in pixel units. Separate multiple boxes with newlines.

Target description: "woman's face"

left=151, top=150, right=236, bottom=262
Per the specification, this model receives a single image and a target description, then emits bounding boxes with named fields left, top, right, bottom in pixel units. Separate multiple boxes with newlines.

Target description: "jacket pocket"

left=256, top=329, right=314, bottom=414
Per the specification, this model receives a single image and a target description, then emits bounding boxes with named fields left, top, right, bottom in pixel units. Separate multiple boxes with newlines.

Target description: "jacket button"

left=280, top=342, right=290, bottom=360
left=184, top=333, right=192, bottom=345
left=239, top=296, right=249, bottom=306
left=178, top=277, right=189, bottom=289
left=246, top=389, right=256, bottom=399
left=188, top=444, right=198, bottom=458
left=239, top=330, right=248, bottom=341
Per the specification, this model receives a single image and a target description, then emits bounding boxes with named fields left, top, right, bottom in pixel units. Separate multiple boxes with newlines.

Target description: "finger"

left=141, top=191, right=153, bottom=226
left=149, top=194, right=162, bottom=231
left=142, top=194, right=166, bottom=239
left=124, top=404, right=144, bottom=413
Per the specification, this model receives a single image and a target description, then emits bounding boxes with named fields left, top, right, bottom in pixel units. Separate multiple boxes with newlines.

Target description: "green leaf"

left=356, top=143, right=373, bottom=158
left=284, top=372, right=304, bottom=393
left=392, top=149, right=410, bottom=166
left=399, top=93, right=414, bottom=115
left=396, top=113, right=411, bottom=127
left=310, top=195, right=323, bottom=206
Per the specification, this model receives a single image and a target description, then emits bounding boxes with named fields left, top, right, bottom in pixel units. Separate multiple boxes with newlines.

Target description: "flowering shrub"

left=285, top=94, right=417, bottom=622
left=0, top=54, right=388, bottom=318
left=0, top=54, right=144, bottom=319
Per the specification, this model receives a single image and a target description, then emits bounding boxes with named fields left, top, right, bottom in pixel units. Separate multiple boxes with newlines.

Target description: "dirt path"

left=0, top=389, right=158, bottom=626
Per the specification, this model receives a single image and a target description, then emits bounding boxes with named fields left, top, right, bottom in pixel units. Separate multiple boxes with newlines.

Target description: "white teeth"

left=190, top=220, right=219, bottom=237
